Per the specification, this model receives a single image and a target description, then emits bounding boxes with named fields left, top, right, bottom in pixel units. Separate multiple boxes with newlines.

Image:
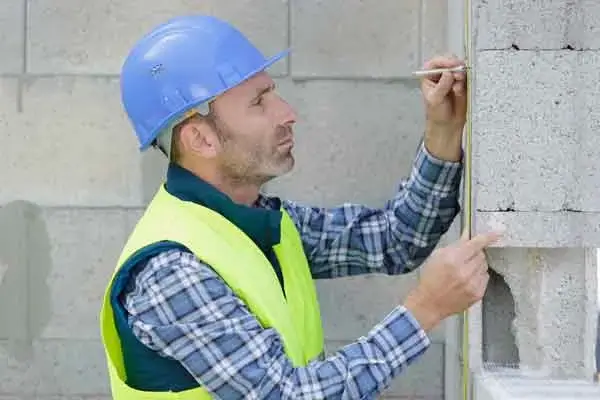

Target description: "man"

left=100, top=15, right=499, bottom=399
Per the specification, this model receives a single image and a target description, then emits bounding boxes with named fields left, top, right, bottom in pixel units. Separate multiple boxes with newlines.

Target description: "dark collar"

left=164, top=163, right=282, bottom=251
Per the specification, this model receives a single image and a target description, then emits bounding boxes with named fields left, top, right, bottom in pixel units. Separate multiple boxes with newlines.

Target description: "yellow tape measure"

left=461, top=0, right=473, bottom=399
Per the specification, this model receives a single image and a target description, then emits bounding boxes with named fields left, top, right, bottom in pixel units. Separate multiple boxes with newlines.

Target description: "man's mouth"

left=278, top=127, right=294, bottom=143
left=279, top=135, right=293, bottom=143
left=276, top=125, right=294, bottom=147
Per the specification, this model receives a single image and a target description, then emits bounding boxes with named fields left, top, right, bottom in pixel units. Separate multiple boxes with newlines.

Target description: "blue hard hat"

left=120, top=15, right=289, bottom=150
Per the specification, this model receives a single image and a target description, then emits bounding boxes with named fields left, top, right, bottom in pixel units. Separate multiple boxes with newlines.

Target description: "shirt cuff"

left=369, top=305, right=431, bottom=371
left=411, top=141, right=463, bottom=197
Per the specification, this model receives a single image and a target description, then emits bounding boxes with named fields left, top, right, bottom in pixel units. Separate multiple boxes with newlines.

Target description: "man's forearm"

left=233, top=306, right=431, bottom=399
left=382, top=142, right=462, bottom=270
left=424, top=121, right=463, bottom=162
left=124, top=251, right=432, bottom=399
left=159, top=305, right=431, bottom=399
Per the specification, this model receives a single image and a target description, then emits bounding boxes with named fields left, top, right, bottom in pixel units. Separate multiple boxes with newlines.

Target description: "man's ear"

left=179, top=119, right=221, bottom=159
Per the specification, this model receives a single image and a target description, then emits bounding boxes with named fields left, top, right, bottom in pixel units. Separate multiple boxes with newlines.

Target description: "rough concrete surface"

left=473, top=0, right=600, bottom=50
left=39, top=208, right=139, bottom=340
left=0, top=206, right=140, bottom=396
left=474, top=211, right=600, bottom=247
left=0, top=1, right=453, bottom=398
left=27, top=0, right=289, bottom=75
left=473, top=50, right=600, bottom=214
left=473, top=370, right=600, bottom=400
left=421, top=0, right=449, bottom=64
left=1, top=77, right=143, bottom=207
left=290, top=0, right=421, bottom=78
left=482, top=248, right=596, bottom=379
left=266, top=79, right=426, bottom=207
left=0, top=339, right=109, bottom=395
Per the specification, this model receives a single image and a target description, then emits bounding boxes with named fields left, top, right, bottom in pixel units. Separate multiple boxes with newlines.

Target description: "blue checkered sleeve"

left=282, top=142, right=462, bottom=278
left=125, top=249, right=431, bottom=399
left=123, top=143, right=462, bottom=398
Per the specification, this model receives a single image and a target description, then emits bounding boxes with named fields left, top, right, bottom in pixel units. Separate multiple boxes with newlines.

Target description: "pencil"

left=412, top=65, right=467, bottom=77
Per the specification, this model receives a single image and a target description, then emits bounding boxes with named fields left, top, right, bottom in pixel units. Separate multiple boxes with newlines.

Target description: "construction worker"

left=99, top=15, right=500, bottom=399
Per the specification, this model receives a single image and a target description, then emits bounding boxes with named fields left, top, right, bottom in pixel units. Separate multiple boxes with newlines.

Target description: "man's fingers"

left=462, top=250, right=488, bottom=277
left=452, top=81, right=465, bottom=97
left=427, top=71, right=454, bottom=104
left=423, top=55, right=464, bottom=70
left=474, top=270, right=490, bottom=298
left=472, top=252, right=487, bottom=271
left=462, top=231, right=502, bottom=258
left=453, top=71, right=466, bottom=81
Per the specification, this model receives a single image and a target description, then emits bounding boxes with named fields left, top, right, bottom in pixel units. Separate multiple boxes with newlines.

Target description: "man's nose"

left=284, top=105, right=297, bottom=126
left=276, top=95, right=297, bottom=125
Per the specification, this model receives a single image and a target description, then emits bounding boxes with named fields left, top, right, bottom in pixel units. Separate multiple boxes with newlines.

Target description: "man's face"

left=209, top=72, right=297, bottom=184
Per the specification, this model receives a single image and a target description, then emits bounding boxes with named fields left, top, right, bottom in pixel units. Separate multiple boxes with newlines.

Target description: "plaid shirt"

left=122, top=143, right=462, bottom=399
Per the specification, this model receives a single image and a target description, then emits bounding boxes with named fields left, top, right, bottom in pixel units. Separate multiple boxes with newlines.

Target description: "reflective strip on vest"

left=99, top=185, right=325, bottom=399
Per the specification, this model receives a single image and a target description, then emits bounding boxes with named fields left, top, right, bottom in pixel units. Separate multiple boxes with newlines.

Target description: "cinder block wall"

left=470, top=0, right=600, bottom=384
left=0, top=1, right=453, bottom=399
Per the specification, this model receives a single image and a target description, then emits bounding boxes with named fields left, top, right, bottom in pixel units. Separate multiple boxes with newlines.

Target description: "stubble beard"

left=218, top=131, right=295, bottom=187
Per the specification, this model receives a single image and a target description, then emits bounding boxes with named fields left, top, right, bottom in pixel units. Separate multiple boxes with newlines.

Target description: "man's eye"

left=254, top=97, right=263, bottom=106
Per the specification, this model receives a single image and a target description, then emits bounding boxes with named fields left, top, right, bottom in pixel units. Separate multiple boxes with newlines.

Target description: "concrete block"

left=315, top=273, right=422, bottom=342
left=473, top=50, right=600, bottom=213
left=0, top=0, right=24, bottom=74
left=0, top=339, right=109, bottom=395
left=473, top=370, right=600, bottom=400
left=569, top=51, right=600, bottom=211
left=473, top=0, right=600, bottom=50
left=325, top=341, right=444, bottom=399
left=39, top=208, right=138, bottom=340
left=27, top=0, right=288, bottom=75
left=474, top=211, right=600, bottom=247
left=421, top=0, right=449, bottom=64
left=484, top=248, right=596, bottom=379
left=290, top=0, right=420, bottom=78
left=1, top=76, right=145, bottom=207
left=266, top=79, right=426, bottom=207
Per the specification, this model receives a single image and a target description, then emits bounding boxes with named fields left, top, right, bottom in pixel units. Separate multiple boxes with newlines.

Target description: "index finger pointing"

left=462, top=231, right=502, bottom=257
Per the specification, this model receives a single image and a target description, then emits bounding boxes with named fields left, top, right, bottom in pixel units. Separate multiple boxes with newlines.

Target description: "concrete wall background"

left=0, top=1, right=455, bottom=399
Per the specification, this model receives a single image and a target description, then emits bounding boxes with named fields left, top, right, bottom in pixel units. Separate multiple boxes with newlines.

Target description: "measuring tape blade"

left=461, top=0, right=473, bottom=399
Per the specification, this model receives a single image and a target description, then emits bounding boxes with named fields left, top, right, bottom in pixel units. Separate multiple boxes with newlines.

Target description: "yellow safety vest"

left=99, top=185, right=325, bottom=399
